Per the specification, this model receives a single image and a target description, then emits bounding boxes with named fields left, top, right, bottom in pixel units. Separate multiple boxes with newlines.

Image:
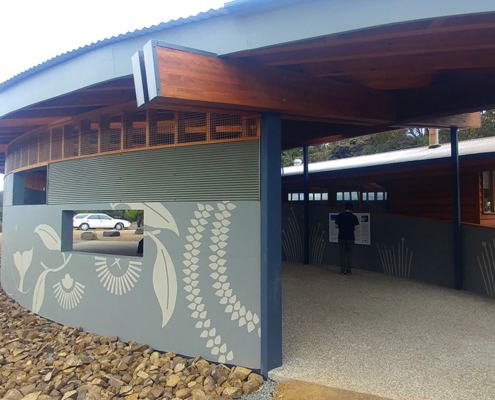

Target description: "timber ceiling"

left=1, top=11, right=495, bottom=170
left=232, top=12, right=495, bottom=147
left=231, top=13, right=495, bottom=91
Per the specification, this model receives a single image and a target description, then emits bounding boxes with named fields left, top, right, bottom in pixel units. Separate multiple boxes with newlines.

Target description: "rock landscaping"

left=0, top=288, right=265, bottom=400
left=80, top=232, right=98, bottom=241
left=102, top=232, right=120, bottom=237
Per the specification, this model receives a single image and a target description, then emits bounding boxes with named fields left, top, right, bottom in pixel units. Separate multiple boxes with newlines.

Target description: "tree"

left=281, top=110, right=495, bottom=165
left=281, top=148, right=303, bottom=167
left=124, top=209, right=140, bottom=222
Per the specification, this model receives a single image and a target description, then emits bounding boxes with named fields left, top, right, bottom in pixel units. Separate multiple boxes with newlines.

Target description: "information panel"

left=329, top=213, right=371, bottom=245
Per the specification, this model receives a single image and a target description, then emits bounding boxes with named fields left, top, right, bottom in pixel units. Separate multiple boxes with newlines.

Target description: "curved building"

left=2, top=0, right=495, bottom=374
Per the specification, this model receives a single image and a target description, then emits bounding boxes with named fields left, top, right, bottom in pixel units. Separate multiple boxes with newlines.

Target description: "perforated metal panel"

left=3, top=174, right=13, bottom=206
left=47, top=140, right=259, bottom=204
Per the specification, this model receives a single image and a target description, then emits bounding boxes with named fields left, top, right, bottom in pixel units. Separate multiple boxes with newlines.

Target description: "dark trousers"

left=137, top=239, right=144, bottom=255
left=339, top=239, right=355, bottom=273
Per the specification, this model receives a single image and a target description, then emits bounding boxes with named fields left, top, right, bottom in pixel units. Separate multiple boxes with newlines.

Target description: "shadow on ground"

left=274, top=381, right=394, bottom=400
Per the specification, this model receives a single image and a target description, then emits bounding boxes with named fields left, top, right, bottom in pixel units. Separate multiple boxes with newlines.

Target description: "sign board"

left=329, top=213, right=371, bottom=245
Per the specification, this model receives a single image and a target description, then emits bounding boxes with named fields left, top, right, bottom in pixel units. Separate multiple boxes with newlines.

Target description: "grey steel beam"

left=260, top=113, right=282, bottom=376
left=303, top=145, right=310, bottom=264
left=451, top=127, right=462, bottom=290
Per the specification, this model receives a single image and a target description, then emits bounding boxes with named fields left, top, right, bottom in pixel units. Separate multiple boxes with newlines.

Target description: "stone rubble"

left=0, top=288, right=265, bottom=400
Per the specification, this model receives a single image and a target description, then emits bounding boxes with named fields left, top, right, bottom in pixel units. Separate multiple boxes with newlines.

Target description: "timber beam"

left=0, top=117, right=61, bottom=128
left=149, top=44, right=396, bottom=124
left=393, top=113, right=481, bottom=130
left=281, top=112, right=481, bottom=149
left=395, top=73, right=495, bottom=123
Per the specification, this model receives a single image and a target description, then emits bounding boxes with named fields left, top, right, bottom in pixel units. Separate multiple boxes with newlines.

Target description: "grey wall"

left=2, top=144, right=262, bottom=369
left=463, top=224, right=495, bottom=298
left=284, top=203, right=495, bottom=298
left=2, top=201, right=261, bottom=368
left=283, top=204, right=455, bottom=288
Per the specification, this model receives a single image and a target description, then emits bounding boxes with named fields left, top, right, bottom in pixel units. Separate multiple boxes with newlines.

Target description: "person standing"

left=335, top=201, right=360, bottom=275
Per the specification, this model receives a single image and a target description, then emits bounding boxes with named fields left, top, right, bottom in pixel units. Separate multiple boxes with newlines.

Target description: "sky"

left=0, top=0, right=228, bottom=190
left=0, top=0, right=227, bottom=84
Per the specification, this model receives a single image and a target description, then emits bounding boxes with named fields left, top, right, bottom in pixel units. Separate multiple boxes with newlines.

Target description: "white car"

left=73, top=213, right=131, bottom=231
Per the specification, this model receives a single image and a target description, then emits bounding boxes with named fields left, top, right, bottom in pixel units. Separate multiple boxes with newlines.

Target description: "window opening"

left=12, top=167, right=47, bottom=205
left=68, top=210, right=144, bottom=257
left=483, top=171, right=495, bottom=213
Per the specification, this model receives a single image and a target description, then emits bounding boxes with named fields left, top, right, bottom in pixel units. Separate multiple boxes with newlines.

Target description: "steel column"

left=303, top=146, right=310, bottom=264
left=260, top=113, right=282, bottom=375
left=451, top=127, right=462, bottom=290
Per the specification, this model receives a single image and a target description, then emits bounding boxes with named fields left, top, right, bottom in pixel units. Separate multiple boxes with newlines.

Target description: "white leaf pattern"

left=148, top=232, right=177, bottom=328
left=32, top=270, right=50, bottom=313
left=13, top=248, right=33, bottom=293
left=114, top=202, right=179, bottom=234
left=34, top=225, right=61, bottom=251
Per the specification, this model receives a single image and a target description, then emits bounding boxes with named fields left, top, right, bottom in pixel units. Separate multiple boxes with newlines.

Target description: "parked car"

left=73, top=213, right=131, bottom=231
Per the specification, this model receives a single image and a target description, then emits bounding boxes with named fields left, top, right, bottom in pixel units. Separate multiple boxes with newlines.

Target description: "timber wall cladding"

left=389, top=173, right=479, bottom=223
left=47, top=140, right=260, bottom=204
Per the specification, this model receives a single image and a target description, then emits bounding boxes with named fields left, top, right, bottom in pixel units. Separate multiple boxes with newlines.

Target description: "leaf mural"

left=109, top=202, right=179, bottom=327
left=112, top=202, right=179, bottom=234
left=13, top=248, right=33, bottom=293
left=34, top=225, right=61, bottom=251
left=147, top=232, right=178, bottom=328
left=32, top=252, right=72, bottom=314
left=32, top=269, right=50, bottom=313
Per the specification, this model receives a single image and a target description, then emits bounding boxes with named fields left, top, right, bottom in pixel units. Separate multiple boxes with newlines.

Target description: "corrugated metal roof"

left=282, top=136, right=495, bottom=176
left=0, top=7, right=229, bottom=91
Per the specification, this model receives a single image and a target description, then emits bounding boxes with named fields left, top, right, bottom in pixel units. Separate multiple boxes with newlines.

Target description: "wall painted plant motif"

left=282, top=207, right=303, bottom=263
left=53, top=274, right=85, bottom=309
left=376, top=238, right=412, bottom=278
left=477, top=240, right=495, bottom=297
left=310, top=223, right=326, bottom=264
left=209, top=202, right=261, bottom=337
left=111, top=202, right=179, bottom=328
left=32, top=224, right=73, bottom=313
left=13, top=248, right=33, bottom=293
left=181, top=201, right=261, bottom=364
left=95, top=257, right=142, bottom=295
left=183, top=203, right=233, bottom=364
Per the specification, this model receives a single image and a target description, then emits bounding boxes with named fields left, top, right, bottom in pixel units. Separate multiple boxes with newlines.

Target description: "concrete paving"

left=269, top=262, right=495, bottom=400
left=73, top=240, right=140, bottom=256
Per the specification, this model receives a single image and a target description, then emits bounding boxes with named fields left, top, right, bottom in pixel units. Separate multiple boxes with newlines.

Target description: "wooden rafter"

left=154, top=46, right=395, bottom=124
left=230, top=13, right=495, bottom=59
left=250, top=28, right=495, bottom=67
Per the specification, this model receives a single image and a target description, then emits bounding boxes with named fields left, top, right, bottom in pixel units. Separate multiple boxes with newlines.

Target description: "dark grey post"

left=451, top=127, right=462, bottom=290
left=303, top=146, right=310, bottom=264
left=260, top=113, right=282, bottom=375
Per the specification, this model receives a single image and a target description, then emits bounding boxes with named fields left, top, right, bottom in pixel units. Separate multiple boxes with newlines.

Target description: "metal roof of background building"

left=282, top=136, right=495, bottom=176
left=0, top=6, right=229, bottom=91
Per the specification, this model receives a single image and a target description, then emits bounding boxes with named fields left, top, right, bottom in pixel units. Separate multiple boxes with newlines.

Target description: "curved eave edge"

left=0, top=7, right=228, bottom=93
